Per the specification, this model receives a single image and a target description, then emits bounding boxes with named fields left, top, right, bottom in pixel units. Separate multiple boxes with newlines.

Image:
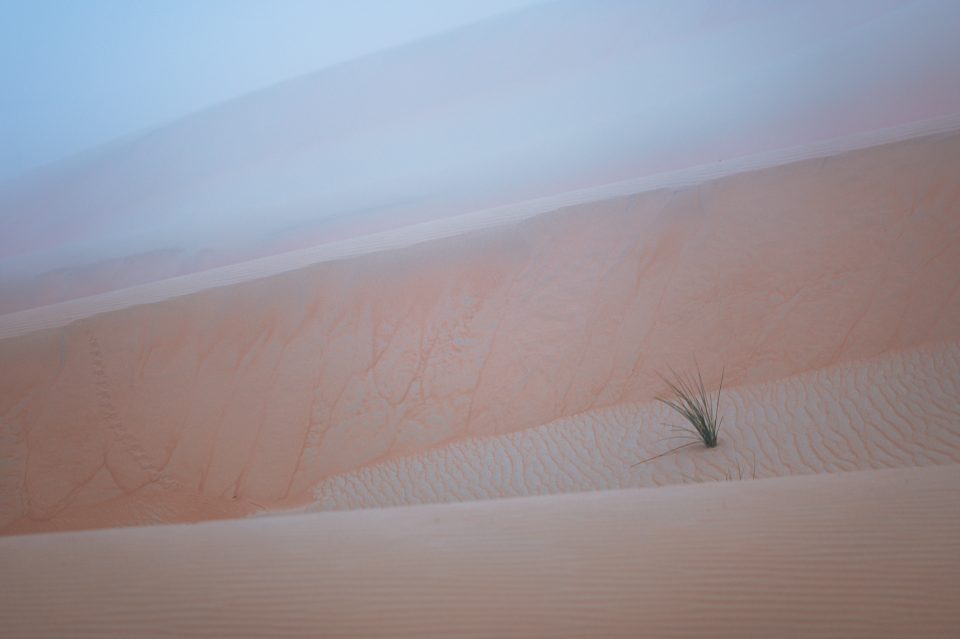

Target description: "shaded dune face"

left=2, top=131, right=960, bottom=533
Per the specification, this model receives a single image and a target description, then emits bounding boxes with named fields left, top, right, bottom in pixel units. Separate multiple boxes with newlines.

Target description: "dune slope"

left=2, top=465, right=958, bottom=638
left=1, top=128, right=959, bottom=533
left=308, top=339, right=960, bottom=511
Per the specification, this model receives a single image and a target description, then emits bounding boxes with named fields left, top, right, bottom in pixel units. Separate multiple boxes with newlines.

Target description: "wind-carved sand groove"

left=83, top=324, right=177, bottom=491
left=308, top=340, right=960, bottom=511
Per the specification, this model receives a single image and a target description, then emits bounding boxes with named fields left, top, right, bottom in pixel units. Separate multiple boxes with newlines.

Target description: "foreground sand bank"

left=2, top=465, right=958, bottom=638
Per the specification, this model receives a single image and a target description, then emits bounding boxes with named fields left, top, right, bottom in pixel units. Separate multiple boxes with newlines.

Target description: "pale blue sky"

left=0, top=0, right=549, bottom=182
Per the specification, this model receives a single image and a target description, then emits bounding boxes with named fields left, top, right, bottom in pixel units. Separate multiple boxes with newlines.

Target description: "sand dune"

left=2, top=128, right=960, bottom=534
left=308, top=339, right=960, bottom=511
left=2, top=465, right=958, bottom=638
left=3, top=4, right=959, bottom=634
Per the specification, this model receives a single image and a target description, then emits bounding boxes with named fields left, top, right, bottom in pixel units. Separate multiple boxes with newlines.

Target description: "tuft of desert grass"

left=657, top=365, right=723, bottom=448
left=633, top=365, right=724, bottom=466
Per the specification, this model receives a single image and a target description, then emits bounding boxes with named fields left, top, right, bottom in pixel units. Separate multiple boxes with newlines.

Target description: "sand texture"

left=2, top=130, right=960, bottom=533
left=307, top=339, right=960, bottom=511
left=2, top=465, right=958, bottom=638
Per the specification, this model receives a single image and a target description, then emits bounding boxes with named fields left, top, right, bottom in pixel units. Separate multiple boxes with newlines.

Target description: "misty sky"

left=1, top=0, right=959, bottom=314
left=0, top=0, right=548, bottom=183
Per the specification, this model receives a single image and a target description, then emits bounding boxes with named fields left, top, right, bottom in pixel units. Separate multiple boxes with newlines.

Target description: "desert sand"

left=2, top=128, right=959, bottom=533
left=307, top=339, right=960, bottom=511
left=1, top=121, right=959, bottom=635
left=1, top=466, right=958, bottom=637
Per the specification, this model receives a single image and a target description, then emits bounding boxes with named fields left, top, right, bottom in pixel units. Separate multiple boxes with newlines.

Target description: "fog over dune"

left=3, top=0, right=960, bottom=313
left=0, top=0, right=550, bottom=182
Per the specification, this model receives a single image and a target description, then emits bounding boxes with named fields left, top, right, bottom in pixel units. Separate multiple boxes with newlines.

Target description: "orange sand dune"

left=1, top=129, right=960, bottom=533
left=2, top=465, right=958, bottom=638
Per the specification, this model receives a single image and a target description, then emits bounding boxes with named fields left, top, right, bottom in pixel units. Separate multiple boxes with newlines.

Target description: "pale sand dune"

left=307, top=339, right=960, bottom=511
left=1, top=465, right=958, bottom=638
left=3, top=6, right=960, bottom=631
left=1, top=130, right=960, bottom=533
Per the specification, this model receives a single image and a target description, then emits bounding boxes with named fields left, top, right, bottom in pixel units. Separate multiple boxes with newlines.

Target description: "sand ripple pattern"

left=310, top=341, right=960, bottom=510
